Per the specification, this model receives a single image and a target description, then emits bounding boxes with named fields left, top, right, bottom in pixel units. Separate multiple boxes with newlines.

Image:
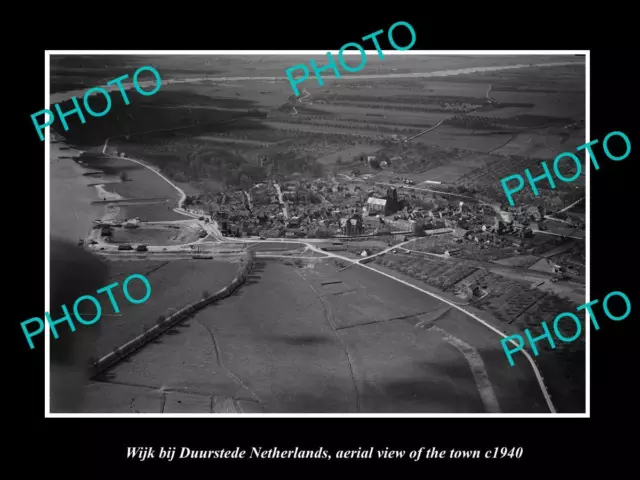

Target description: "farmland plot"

left=490, top=131, right=586, bottom=159
left=280, top=117, right=424, bottom=135
left=455, top=154, right=553, bottom=187
left=493, top=289, right=548, bottom=325
left=420, top=153, right=497, bottom=183
left=263, top=121, right=382, bottom=139
left=316, top=145, right=381, bottom=165
left=518, top=294, right=579, bottom=332
left=310, top=104, right=453, bottom=123
left=413, top=125, right=516, bottom=153
left=323, top=113, right=436, bottom=128
left=480, top=283, right=526, bottom=313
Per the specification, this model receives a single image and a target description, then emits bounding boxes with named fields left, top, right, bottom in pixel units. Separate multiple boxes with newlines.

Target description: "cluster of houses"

left=195, top=175, right=551, bottom=243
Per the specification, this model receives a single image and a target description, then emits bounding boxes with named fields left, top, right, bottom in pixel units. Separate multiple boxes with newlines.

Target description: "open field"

left=411, top=125, right=516, bottom=152
left=263, top=121, right=386, bottom=139
left=305, top=103, right=451, bottom=123
left=275, top=116, right=427, bottom=134
left=417, top=153, right=496, bottom=183
left=490, top=130, right=586, bottom=158
left=316, top=144, right=380, bottom=166
left=91, top=259, right=550, bottom=413
left=84, top=259, right=239, bottom=360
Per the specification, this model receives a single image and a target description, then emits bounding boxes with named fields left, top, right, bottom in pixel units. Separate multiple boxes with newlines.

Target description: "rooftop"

left=367, top=197, right=387, bottom=206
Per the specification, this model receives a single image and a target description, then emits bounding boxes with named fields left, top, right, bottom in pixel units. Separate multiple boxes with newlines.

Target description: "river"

left=50, top=137, right=121, bottom=243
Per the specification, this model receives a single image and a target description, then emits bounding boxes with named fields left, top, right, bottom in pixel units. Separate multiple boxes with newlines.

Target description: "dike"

left=89, top=251, right=254, bottom=378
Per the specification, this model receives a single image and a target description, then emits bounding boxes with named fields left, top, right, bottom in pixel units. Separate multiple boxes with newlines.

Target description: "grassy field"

left=80, top=254, right=581, bottom=413
left=87, top=258, right=558, bottom=412
left=85, top=259, right=239, bottom=360
left=125, top=259, right=552, bottom=412
left=316, top=144, right=380, bottom=166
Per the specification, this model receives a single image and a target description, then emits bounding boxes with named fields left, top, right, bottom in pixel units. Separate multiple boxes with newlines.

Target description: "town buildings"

left=366, top=197, right=387, bottom=214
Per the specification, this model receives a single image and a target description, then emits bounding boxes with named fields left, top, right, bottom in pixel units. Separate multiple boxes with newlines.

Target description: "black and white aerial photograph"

left=48, top=53, right=586, bottom=415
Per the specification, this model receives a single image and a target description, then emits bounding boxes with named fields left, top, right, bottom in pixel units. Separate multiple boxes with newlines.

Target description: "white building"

left=366, top=197, right=387, bottom=214
left=499, top=211, right=514, bottom=224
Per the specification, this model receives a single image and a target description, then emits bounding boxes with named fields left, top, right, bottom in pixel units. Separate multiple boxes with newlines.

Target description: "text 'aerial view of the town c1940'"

left=49, top=53, right=586, bottom=415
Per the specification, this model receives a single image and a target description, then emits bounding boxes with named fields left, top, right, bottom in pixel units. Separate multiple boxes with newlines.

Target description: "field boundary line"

left=302, top=276, right=362, bottom=413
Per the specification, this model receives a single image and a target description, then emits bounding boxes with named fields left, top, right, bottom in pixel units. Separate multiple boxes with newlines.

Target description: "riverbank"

left=93, top=184, right=123, bottom=221
left=50, top=141, right=99, bottom=242
left=51, top=135, right=136, bottom=241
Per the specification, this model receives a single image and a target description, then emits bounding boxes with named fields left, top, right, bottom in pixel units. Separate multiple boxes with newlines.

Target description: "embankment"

left=89, top=251, right=255, bottom=378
